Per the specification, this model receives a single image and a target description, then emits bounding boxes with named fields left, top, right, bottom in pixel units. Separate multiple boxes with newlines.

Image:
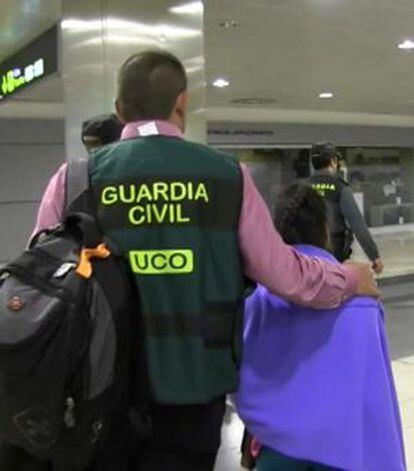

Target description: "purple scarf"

left=235, top=245, right=405, bottom=470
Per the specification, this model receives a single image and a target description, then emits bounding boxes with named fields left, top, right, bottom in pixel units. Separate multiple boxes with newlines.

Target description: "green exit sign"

left=1, top=58, right=45, bottom=98
left=0, top=26, right=57, bottom=102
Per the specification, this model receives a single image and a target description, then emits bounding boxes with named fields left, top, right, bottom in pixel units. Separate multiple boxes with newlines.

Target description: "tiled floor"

left=215, top=408, right=245, bottom=471
left=215, top=287, right=414, bottom=470
left=393, top=358, right=414, bottom=471
left=353, top=227, right=414, bottom=278
left=387, top=296, right=414, bottom=470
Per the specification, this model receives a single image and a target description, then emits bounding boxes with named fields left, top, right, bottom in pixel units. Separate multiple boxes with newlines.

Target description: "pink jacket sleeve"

left=238, top=164, right=357, bottom=309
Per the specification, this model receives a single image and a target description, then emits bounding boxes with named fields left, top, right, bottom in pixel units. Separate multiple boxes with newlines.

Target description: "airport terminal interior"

left=1, top=0, right=414, bottom=469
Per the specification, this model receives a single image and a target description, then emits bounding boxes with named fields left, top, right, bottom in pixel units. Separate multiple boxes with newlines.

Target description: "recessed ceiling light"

left=219, top=20, right=240, bottom=29
left=398, top=40, right=414, bottom=50
left=212, top=78, right=230, bottom=88
left=319, top=92, right=334, bottom=99
left=170, top=2, right=203, bottom=15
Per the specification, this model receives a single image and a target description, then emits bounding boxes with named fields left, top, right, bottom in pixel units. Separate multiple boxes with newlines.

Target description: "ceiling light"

left=61, top=18, right=201, bottom=39
left=170, top=2, right=203, bottom=15
left=212, top=78, right=230, bottom=88
left=319, top=92, right=334, bottom=99
left=398, top=40, right=414, bottom=50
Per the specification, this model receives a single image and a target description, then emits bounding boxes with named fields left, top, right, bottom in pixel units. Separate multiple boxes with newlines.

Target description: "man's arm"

left=32, top=163, right=67, bottom=238
left=238, top=165, right=378, bottom=309
left=339, top=186, right=380, bottom=263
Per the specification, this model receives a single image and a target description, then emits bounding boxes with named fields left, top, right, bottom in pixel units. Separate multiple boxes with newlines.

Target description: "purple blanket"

left=235, top=245, right=405, bottom=470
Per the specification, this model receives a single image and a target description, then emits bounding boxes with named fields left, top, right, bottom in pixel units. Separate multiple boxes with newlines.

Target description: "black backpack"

left=0, top=159, right=137, bottom=469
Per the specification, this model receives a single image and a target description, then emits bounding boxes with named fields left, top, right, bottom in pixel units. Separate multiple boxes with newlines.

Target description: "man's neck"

left=168, top=114, right=184, bottom=133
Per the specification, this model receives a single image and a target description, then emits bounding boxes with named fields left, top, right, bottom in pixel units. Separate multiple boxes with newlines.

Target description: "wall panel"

left=0, top=118, right=64, bottom=264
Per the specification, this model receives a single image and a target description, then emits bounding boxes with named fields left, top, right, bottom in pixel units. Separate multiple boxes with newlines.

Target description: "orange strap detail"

left=76, top=243, right=111, bottom=279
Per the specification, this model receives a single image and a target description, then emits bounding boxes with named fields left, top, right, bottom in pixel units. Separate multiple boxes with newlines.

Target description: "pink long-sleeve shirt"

left=33, top=120, right=357, bottom=308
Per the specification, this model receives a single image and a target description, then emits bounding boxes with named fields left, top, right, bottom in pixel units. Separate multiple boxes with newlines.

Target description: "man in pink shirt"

left=33, top=50, right=378, bottom=471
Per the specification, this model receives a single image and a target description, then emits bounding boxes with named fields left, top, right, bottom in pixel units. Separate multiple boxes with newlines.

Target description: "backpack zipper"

left=63, top=396, right=76, bottom=428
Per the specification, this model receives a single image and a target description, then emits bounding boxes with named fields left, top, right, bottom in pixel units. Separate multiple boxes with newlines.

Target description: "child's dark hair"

left=274, top=183, right=329, bottom=249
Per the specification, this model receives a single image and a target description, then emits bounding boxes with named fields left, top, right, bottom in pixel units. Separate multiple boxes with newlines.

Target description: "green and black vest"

left=308, top=171, right=349, bottom=235
left=90, top=136, right=246, bottom=404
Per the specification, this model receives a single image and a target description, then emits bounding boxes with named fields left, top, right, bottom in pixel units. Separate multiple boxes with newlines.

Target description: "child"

left=235, top=183, right=405, bottom=470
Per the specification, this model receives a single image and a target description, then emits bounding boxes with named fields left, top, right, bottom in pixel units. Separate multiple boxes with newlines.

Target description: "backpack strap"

left=65, top=158, right=94, bottom=216
left=64, top=158, right=102, bottom=247
left=66, top=159, right=152, bottom=430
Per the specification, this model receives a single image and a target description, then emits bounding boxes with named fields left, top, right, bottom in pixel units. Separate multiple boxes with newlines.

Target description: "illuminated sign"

left=0, top=26, right=58, bottom=101
left=1, top=59, right=45, bottom=97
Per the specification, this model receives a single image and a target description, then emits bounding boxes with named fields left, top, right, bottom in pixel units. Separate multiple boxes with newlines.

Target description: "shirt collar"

left=121, top=120, right=183, bottom=140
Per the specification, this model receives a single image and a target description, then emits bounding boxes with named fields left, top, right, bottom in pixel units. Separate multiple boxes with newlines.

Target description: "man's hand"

left=372, top=258, right=384, bottom=275
left=344, top=260, right=381, bottom=298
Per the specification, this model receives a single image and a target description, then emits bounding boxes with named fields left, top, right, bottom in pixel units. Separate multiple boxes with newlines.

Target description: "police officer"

left=81, top=113, right=123, bottom=154
left=32, top=52, right=379, bottom=471
left=309, top=142, right=384, bottom=273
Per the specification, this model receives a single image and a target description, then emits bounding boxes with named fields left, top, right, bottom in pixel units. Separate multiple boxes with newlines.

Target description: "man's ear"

left=175, top=90, right=188, bottom=113
left=115, top=99, right=127, bottom=124
left=171, top=90, right=188, bottom=131
left=174, top=90, right=188, bottom=121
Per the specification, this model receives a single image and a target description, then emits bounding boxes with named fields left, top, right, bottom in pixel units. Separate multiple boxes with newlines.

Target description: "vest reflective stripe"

left=142, top=302, right=238, bottom=341
left=90, top=137, right=246, bottom=404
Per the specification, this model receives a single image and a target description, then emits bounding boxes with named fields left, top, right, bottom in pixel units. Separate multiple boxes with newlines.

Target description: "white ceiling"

left=205, top=0, right=414, bottom=117
left=0, top=0, right=61, bottom=62
left=2, top=0, right=414, bottom=124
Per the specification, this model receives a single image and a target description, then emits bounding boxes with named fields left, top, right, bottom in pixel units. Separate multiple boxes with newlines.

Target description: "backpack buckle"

left=53, top=262, right=77, bottom=279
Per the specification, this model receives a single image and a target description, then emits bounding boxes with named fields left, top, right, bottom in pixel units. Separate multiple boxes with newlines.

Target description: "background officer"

left=81, top=113, right=123, bottom=154
left=309, top=142, right=384, bottom=274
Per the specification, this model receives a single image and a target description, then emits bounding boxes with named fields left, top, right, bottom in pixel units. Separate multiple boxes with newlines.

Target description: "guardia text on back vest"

left=308, top=172, right=348, bottom=235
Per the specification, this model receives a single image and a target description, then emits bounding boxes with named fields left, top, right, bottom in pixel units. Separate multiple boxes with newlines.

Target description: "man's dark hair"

left=310, top=142, right=338, bottom=170
left=117, top=50, right=187, bottom=122
left=274, top=183, right=329, bottom=249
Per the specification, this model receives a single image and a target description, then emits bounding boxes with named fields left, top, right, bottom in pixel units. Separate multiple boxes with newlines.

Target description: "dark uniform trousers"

left=137, top=396, right=226, bottom=471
